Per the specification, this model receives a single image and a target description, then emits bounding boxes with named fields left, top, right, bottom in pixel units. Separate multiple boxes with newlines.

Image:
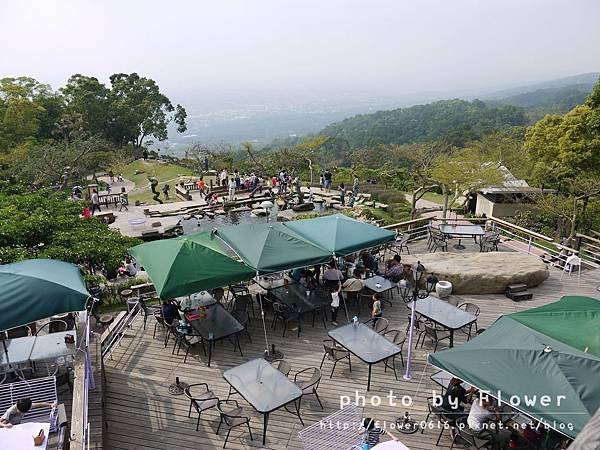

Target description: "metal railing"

left=70, top=312, right=92, bottom=450
left=383, top=217, right=431, bottom=242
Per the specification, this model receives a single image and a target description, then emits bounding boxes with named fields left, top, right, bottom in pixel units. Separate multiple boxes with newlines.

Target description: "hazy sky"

left=2, top=0, right=599, bottom=100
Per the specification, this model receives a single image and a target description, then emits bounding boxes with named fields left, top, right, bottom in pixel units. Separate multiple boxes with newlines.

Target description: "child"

left=119, top=187, right=129, bottom=211
left=371, top=293, right=382, bottom=327
left=359, top=417, right=398, bottom=449
left=307, top=184, right=314, bottom=203
left=0, top=398, right=57, bottom=428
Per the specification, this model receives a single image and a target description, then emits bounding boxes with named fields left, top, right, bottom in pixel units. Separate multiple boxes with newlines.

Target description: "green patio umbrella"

left=509, top=295, right=600, bottom=357
left=285, top=214, right=396, bottom=256
left=128, top=231, right=255, bottom=299
left=429, top=311, right=600, bottom=438
left=0, top=259, right=90, bottom=333
left=215, top=222, right=333, bottom=273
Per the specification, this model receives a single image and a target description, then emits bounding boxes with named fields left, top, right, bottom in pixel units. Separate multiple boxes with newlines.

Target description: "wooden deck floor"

left=102, top=243, right=600, bottom=450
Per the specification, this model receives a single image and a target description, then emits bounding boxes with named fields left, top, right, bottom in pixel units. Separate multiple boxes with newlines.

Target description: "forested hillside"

left=320, top=99, right=527, bottom=148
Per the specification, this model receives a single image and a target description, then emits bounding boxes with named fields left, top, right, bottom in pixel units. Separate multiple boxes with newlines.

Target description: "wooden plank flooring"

left=101, top=243, right=600, bottom=450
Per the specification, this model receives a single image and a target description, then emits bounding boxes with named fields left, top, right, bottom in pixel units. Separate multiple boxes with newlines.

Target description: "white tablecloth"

left=0, top=422, right=50, bottom=450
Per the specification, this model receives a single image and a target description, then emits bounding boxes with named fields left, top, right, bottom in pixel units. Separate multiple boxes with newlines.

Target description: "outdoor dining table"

left=328, top=323, right=402, bottom=391
left=409, top=296, right=477, bottom=347
left=364, top=275, right=397, bottom=305
left=223, top=358, right=303, bottom=445
left=0, top=422, right=50, bottom=450
left=269, top=283, right=332, bottom=333
left=438, top=224, right=486, bottom=250
left=186, top=303, right=244, bottom=367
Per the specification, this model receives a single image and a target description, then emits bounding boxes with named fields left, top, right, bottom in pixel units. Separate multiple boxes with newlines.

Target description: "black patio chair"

left=216, top=399, right=253, bottom=448
left=184, top=383, right=219, bottom=431
left=422, top=397, right=456, bottom=446
left=228, top=284, right=250, bottom=303
left=177, top=333, right=206, bottom=363
left=5, top=325, right=32, bottom=338
left=294, top=367, right=323, bottom=414
left=363, top=317, right=389, bottom=334
left=479, top=232, right=500, bottom=252
left=383, top=329, right=406, bottom=379
left=405, top=314, right=428, bottom=348
left=429, top=233, right=448, bottom=253
left=152, top=309, right=166, bottom=339
left=393, top=233, right=411, bottom=255
left=273, top=359, right=292, bottom=377
left=232, top=294, right=255, bottom=318
left=271, top=303, right=300, bottom=338
left=421, top=324, right=451, bottom=352
left=458, top=302, right=480, bottom=338
left=231, top=310, right=252, bottom=343
left=212, top=287, right=226, bottom=307
left=320, top=339, right=351, bottom=378
left=449, top=425, right=493, bottom=450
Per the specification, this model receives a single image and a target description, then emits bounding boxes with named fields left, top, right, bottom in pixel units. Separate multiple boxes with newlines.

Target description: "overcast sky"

left=2, top=0, right=599, bottom=101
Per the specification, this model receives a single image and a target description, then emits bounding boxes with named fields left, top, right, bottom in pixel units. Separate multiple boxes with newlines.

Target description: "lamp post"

left=398, top=261, right=438, bottom=380
left=259, top=200, right=274, bottom=223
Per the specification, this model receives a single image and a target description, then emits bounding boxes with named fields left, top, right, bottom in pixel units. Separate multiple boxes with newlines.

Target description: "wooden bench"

left=94, top=210, right=115, bottom=224
left=0, top=376, right=60, bottom=431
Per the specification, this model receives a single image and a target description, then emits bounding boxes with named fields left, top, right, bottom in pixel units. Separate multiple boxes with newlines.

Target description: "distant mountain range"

left=164, top=72, right=599, bottom=153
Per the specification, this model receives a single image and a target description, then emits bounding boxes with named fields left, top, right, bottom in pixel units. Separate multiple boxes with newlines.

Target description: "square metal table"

left=187, top=303, right=244, bottom=367
left=409, top=296, right=477, bottom=347
left=438, top=224, right=486, bottom=250
left=223, top=358, right=303, bottom=445
left=29, top=332, right=77, bottom=362
left=364, top=275, right=396, bottom=294
left=269, top=283, right=332, bottom=333
left=0, top=336, right=36, bottom=366
left=328, top=323, right=402, bottom=391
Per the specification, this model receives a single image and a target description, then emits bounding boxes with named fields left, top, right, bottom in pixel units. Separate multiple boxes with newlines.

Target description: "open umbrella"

left=0, top=259, right=90, bottom=333
left=285, top=213, right=396, bottom=256
left=372, top=441, right=410, bottom=450
left=128, top=231, right=255, bottom=299
left=429, top=310, right=600, bottom=438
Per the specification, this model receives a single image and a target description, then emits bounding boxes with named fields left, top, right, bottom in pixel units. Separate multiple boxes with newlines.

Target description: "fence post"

left=527, top=236, right=532, bottom=254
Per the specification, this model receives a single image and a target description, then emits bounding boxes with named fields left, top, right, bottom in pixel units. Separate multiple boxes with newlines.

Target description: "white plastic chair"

left=561, top=254, right=581, bottom=285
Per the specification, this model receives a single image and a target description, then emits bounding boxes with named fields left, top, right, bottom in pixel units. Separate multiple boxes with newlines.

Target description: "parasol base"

left=263, top=349, right=284, bottom=362
left=168, top=381, right=189, bottom=396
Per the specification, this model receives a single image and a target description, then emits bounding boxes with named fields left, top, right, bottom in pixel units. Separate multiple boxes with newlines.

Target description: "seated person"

left=342, top=269, right=365, bottom=293
left=360, top=251, right=378, bottom=274
left=161, top=300, right=180, bottom=325
left=441, top=377, right=474, bottom=421
left=124, top=257, right=137, bottom=277
left=467, top=392, right=500, bottom=433
left=384, top=255, right=403, bottom=282
left=323, top=262, right=344, bottom=282
left=0, top=398, right=57, bottom=428
left=290, top=267, right=304, bottom=282
left=359, top=417, right=398, bottom=449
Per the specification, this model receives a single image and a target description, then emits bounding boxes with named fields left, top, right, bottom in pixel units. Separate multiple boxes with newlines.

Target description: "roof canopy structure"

left=429, top=296, right=600, bottom=438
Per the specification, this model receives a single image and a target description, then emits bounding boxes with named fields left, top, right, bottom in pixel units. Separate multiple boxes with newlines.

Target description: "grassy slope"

left=122, top=160, right=195, bottom=204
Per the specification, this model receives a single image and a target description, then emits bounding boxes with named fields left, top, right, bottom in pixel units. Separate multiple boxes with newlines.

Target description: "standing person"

left=106, top=183, right=111, bottom=195
left=339, top=183, right=346, bottom=206
left=353, top=174, right=360, bottom=197
left=119, top=187, right=129, bottom=211
left=307, top=184, right=314, bottom=203
left=371, top=293, right=382, bottom=327
left=319, top=173, right=324, bottom=191
left=221, top=168, right=228, bottom=187
left=324, top=169, right=332, bottom=192
left=162, top=183, right=170, bottom=200
left=197, top=176, right=206, bottom=198
left=228, top=177, right=236, bottom=201
left=90, top=189, right=101, bottom=215
left=204, top=155, right=209, bottom=171
left=347, top=191, right=355, bottom=207
left=234, top=169, right=241, bottom=189
left=330, top=282, right=342, bottom=326
left=359, top=417, right=398, bottom=449
left=108, top=170, right=114, bottom=182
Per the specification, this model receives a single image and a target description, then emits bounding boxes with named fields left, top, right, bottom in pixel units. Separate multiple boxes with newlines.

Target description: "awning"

left=0, top=259, right=90, bottom=332
left=216, top=223, right=332, bottom=273
left=285, top=214, right=396, bottom=256
left=129, top=231, right=255, bottom=298
left=428, top=296, right=600, bottom=438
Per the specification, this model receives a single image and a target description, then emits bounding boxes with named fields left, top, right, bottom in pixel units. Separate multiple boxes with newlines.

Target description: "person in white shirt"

left=90, top=188, right=101, bottom=215
left=228, top=178, right=237, bottom=201
left=467, top=394, right=499, bottom=432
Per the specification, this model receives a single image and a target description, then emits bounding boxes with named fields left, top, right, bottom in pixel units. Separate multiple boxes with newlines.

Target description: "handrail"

left=577, top=232, right=600, bottom=246
left=487, top=216, right=554, bottom=242
left=382, top=217, right=430, bottom=230
left=70, top=312, right=91, bottom=450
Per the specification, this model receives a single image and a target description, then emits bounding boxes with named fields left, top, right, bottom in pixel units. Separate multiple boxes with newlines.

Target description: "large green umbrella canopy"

left=509, top=295, right=600, bottom=357
left=429, top=305, right=600, bottom=438
left=129, top=231, right=255, bottom=298
left=285, top=214, right=396, bottom=256
left=216, top=223, right=333, bottom=273
left=0, top=259, right=90, bottom=332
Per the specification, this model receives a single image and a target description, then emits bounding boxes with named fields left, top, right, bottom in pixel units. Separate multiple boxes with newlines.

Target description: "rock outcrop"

left=401, top=252, right=549, bottom=294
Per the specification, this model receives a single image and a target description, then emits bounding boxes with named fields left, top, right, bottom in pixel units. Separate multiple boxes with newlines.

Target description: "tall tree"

left=60, top=74, right=110, bottom=138
left=107, top=73, right=187, bottom=148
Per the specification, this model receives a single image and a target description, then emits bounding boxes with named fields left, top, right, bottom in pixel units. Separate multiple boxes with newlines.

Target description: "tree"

left=430, top=147, right=504, bottom=218
left=60, top=74, right=110, bottom=138
left=531, top=177, right=600, bottom=242
left=106, top=73, right=187, bottom=148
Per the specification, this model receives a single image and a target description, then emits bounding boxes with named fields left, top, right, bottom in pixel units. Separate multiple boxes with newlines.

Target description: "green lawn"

left=121, top=160, right=195, bottom=189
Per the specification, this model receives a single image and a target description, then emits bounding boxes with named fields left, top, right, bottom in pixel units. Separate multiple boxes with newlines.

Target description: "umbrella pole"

left=256, top=271, right=270, bottom=358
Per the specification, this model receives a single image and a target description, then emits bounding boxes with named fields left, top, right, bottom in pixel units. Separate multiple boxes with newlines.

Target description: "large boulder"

left=401, top=252, right=549, bottom=294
